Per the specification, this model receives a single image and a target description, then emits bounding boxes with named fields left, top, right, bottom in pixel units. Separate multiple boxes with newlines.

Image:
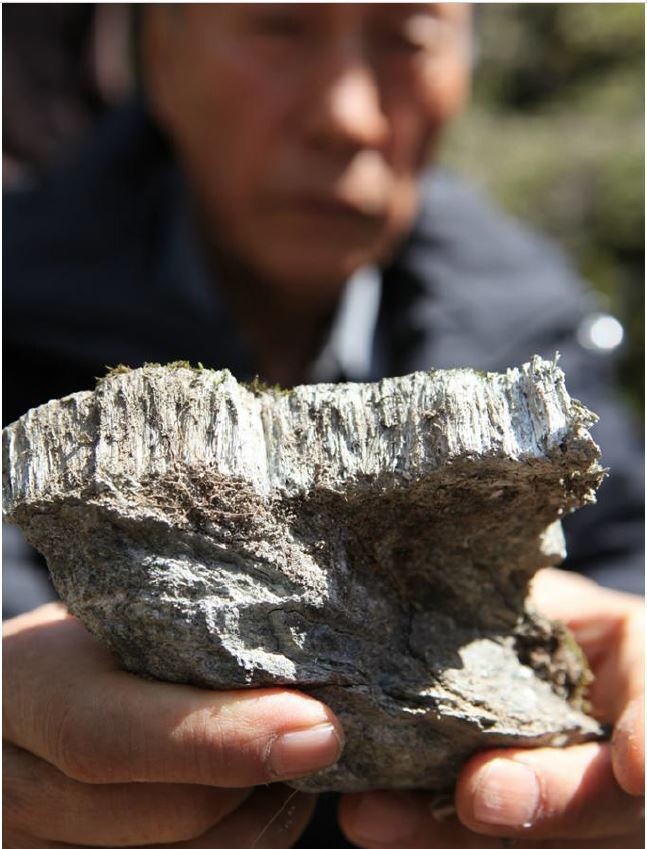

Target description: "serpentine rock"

left=3, top=357, right=605, bottom=791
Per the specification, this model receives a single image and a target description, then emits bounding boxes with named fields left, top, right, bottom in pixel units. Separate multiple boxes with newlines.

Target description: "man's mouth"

left=291, top=194, right=383, bottom=221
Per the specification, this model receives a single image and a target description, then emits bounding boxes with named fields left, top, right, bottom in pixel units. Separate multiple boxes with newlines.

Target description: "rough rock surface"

left=3, top=358, right=606, bottom=791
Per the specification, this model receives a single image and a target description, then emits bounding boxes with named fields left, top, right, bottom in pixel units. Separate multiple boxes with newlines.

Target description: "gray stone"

left=3, top=357, right=605, bottom=792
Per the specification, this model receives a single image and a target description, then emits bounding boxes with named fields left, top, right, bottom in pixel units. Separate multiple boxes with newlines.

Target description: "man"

left=3, top=6, right=644, bottom=849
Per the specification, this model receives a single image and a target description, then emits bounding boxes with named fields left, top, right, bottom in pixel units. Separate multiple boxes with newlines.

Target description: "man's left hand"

left=338, top=568, right=644, bottom=848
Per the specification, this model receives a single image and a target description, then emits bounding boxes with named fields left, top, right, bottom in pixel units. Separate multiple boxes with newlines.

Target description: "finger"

left=529, top=568, right=643, bottom=663
left=3, top=742, right=249, bottom=846
left=530, top=569, right=643, bottom=625
left=5, top=786, right=316, bottom=849
left=339, top=790, right=501, bottom=848
left=519, top=837, right=646, bottom=849
left=584, top=604, right=644, bottom=724
left=1, top=833, right=47, bottom=849
left=529, top=568, right=640, bottom=664
left=339, top=790, right=645, bottom=849
left=20, top=833, right=645, bottom=849
left=456, top=743, right=645, bottom=841
left=192, top=784, right=316, bottom=849
left=530, top=569, right=644, bottom=722
left=3, top=605, right=343, bottom=786
left=613, top=695, right=645, bottom=796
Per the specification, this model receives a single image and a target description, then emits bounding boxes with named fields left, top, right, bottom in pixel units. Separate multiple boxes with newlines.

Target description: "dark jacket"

left=3, top=98, right=644, bottom=849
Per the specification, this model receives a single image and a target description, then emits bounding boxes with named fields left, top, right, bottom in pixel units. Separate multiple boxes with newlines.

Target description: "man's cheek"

left=420, top=57, right=471, bottom=122
left=385, top=107, right=437, bottom=174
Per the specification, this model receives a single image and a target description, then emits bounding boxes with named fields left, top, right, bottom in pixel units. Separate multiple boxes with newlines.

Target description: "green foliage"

left=442, top=4, right=644, bottom=415
left=245, top=376, right=291, bottom=396
left=96, top=361, right=216, bottom=385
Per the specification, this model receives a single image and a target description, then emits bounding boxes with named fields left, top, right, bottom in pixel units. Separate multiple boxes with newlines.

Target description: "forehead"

left=186, top=3, right=468, bottom=26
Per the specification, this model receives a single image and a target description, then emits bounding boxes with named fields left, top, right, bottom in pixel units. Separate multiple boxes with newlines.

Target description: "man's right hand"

left=3, top=603, right=343, bottom=848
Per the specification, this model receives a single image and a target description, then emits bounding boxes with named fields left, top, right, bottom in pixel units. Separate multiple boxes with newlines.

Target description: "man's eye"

left=374, top=30, right=423, bottom=56
left=373, top=15, right=450, bottom=58
left=251, top=13, right=308, bottom=39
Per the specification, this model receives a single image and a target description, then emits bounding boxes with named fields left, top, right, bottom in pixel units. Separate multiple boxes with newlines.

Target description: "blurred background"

left=443, top=3, right=645, bottom=418
left=3, top=3, right=644, bottom=415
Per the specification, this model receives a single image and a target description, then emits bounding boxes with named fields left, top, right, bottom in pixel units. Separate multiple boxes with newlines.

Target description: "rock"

left=3, top=357, right=605, bottom=792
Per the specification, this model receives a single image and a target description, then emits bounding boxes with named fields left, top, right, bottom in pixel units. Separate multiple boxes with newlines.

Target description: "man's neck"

left=185, top=193, right=348, bottom=386
left=207, top=253, right=344, bottom=388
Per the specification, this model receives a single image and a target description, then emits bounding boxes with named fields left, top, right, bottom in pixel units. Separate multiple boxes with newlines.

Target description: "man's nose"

left=304, top=61, right=390, bottom=153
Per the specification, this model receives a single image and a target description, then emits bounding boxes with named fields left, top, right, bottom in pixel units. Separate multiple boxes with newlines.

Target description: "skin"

left=4, top=6, right=643, bottom=848
left=5, top=573, right=643, bottom=848
left=142, top=3, right=471, bottom=384
left=4, top=10, right=471, bottom=846
left=3, top=603, right=343, bottom=848
left=339, top=569, right=645, bottom=848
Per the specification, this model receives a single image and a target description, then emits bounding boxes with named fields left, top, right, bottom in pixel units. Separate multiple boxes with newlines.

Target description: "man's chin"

left=253, top=226, right=395, bottom=285
left=258, top=249, right=379, bottom=295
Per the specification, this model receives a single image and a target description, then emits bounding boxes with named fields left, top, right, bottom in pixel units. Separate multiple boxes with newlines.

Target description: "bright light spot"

left=577, top=313, right=624, bottom=352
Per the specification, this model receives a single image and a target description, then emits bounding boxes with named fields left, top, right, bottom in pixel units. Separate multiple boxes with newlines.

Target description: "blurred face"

left=144, top=4, right=471, bottom=293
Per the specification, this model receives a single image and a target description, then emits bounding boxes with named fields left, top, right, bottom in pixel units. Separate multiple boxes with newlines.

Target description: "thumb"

left=613, top=695, right=645, bottom=796
left=4, top=604, right=345, bottom=787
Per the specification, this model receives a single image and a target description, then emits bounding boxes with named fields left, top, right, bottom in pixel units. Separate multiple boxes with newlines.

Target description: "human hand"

left=338, top=568, right=644, bottom=848
left=4, top=602, right=343, bottom=848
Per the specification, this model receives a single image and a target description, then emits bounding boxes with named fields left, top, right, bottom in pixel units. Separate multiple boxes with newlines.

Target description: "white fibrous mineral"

left=3, top=357, right=605, bottom=791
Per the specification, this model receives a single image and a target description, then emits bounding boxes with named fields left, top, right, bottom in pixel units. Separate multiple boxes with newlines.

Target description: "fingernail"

left=473, top=760, right=540, bottom=828
left=268, top=723, right=342, bottom=778
left=351, top=791, right=420, bottom=844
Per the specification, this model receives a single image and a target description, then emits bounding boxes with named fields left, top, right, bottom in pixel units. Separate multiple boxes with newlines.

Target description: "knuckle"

left=188, top=712, right=272, bottom=785
left=49, top=699, right=104, bottom=783
left=156, top=812, right=216, bottom=845
left=124, top=786, right=248, bottom=845
left=47, top=688, right=139, bottom=784
left=107, top=809, right=208, bottom=847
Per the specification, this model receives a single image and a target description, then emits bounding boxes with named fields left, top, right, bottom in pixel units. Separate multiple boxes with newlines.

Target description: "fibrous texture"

left=3, top=358, right=605, bottom=791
